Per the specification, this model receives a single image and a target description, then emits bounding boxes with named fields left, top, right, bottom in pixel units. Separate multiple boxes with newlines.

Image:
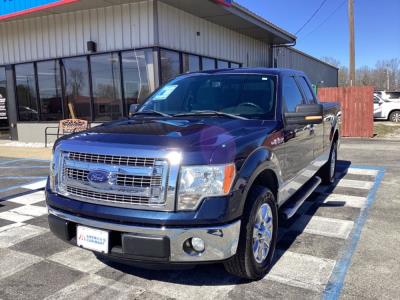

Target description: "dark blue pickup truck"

left=46, top=68, right=340, bottom=280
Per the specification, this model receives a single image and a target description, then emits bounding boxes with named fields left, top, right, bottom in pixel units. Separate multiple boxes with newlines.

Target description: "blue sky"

left=236, top=0, right=400, bottom=68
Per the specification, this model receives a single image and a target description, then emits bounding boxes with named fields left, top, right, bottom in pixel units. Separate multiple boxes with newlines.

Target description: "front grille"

left=68, top=152, right=157, bottom=167
left=66, top=186, right=159, bottom=206
left=64, top=167, right=162, bottom=188
left=65, top=168, right=89, bottom=182
left=59, top=151, right=168, bottom=209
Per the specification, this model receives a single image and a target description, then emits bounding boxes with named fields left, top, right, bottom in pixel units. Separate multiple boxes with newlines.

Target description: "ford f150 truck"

left=46, top=68, right=340, bottom=280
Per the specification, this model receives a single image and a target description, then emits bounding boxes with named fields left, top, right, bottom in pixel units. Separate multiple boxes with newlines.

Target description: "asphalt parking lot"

left=0, top=139, right=398, bottom=300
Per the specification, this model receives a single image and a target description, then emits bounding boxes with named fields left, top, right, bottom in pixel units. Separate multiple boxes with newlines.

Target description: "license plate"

left=77, top=225, right=109, bottom=254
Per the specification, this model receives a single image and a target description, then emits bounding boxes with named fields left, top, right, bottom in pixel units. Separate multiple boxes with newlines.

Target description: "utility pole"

left=348, top=0, right=355, bottom=86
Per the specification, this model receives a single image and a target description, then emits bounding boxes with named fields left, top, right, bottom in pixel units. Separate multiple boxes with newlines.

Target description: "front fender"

left=233, top=147, right=283, bottom=216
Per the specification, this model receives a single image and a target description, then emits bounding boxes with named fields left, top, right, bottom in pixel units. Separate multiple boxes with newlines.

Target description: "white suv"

left=374, top=95, right=400, bottom=122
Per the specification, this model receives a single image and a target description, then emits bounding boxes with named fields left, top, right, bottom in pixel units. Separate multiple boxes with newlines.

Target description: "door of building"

left=0, top=67, right=10, bottom=140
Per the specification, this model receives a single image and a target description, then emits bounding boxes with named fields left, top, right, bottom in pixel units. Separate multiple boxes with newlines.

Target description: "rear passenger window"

left=282, top=77, right=304, bottom=113
left=297, top=76, right=315, bottom=103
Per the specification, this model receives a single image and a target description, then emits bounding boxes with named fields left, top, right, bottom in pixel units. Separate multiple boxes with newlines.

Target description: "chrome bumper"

left=48, top=207, right=241, bottom=262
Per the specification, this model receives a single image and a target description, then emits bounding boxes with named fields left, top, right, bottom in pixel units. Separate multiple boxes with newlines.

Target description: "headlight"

left=177, top=163, right=235, bottom=211
left=49, top=147, right=60, bottom=192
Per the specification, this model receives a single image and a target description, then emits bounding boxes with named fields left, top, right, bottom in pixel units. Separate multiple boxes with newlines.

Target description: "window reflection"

left=122, top=49, right=154, bottom=108
left=202, top=57, right=216, bottom=70
left=62, top=57, right=91, bottom=120
left=160, top=50, right=180, bottom=84
left=217, top=60, right=229, bottom=69
left=182, top=54, right=200, bottom=73
left=0, top=68, right=7, bottom=128
left=231, top=62, right=240, bottom=68
left=91, top=53, right=123, bottom=122
left=37, top=60, right=63, bottom=121
left=15, top=63, right=39, bottom=121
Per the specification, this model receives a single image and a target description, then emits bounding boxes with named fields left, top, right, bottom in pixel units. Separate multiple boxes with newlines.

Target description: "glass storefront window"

left=0, top=67, right=8, bottom=130
left=182, top=54, right=200, bottom=73
left=160, top=50, right=180, bottom=84
left=231, top=62, right=240, bottom=68
left=121, top=49, right=155, bottom=107
left=15, top=63, right=39, bottom=121
left=217, top=60, right=229, bottom=69
left=202, top=57, right=216, bottom=70
left=90, top=53, right=123, bottom=122
left=37, top=60, right=63, bottom=121
left=62, top=57, right=91, bottom=120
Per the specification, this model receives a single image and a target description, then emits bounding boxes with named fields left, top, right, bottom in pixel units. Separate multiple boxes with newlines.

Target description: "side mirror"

left=285, top=103, right=323, bottom=125
left=129, top=104, right=140, bottom=117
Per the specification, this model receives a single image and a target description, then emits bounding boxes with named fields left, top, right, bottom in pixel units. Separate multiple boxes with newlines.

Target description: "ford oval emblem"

left=87, top=170, right=109, bottom=183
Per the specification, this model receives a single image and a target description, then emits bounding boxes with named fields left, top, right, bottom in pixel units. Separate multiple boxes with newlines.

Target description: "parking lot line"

left=291, top=215, right=354, bottom=239
left=0, top=224, right=48, bottom=248
left=21, top=180, right=47, bottom=190
left=8, top=191, right=45, bottom=205
left=336, top=179, right=374, bottom=190
left=319, top=194, right=367, bottom=209
left=323, top=166, right=385, bottom=300
left=266, top=251, right=336, bottom=292
left=345, top=168, right=379, bottom=177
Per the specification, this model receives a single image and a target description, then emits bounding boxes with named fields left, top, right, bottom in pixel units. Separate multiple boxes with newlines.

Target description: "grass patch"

left=374, top=123, right=400, bottom=138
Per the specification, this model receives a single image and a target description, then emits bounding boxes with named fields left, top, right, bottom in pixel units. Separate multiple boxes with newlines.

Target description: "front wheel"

left=224, top=186, right=278, bottom=280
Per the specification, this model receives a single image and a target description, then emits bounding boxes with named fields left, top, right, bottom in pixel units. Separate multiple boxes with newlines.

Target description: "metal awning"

left=0, top=0, right=296, bottom=44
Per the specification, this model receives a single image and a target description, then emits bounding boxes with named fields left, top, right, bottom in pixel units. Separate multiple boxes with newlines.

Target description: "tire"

left=389, top=110, right=400, bottom=123
left=320, top=141, right=337, bottom=185
left=224, top=186, right=278, bottom=280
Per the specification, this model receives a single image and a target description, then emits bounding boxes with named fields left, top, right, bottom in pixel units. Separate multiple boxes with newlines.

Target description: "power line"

left=295, top=0, right=329, bottom=35
left=301, top=0, right=347, bottom=39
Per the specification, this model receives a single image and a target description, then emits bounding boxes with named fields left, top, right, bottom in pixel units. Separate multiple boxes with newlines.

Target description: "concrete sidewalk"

left=0, top=141, right=52, bottom=160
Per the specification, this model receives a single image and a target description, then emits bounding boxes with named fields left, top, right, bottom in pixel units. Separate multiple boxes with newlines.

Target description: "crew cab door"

left=281, top=76, right=315, bottom=183
left=296, top=76, right=324, bottom=157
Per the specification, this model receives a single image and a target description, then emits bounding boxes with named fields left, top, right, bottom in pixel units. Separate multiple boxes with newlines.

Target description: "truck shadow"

left=99, top=160, right=354, bottom=286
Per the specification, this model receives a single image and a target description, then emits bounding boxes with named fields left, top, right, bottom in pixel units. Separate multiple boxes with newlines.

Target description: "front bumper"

left=48, top=206, right=241, bottom=263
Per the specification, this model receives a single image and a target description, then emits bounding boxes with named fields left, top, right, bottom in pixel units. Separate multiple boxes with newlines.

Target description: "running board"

left=281, top=176, right=322, bottom=221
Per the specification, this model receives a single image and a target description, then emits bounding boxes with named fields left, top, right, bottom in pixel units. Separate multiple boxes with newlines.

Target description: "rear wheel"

left=389, top=110, right=400, bottom=123
left=224, top=186, right=277, bottom=280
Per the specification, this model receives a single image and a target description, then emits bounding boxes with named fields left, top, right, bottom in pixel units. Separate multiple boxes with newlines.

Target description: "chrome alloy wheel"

left=330, top=145, right=337, bottom=180
left=252, top=203, right=274, bottom=264
left=391, top=112, right=400, bottom=123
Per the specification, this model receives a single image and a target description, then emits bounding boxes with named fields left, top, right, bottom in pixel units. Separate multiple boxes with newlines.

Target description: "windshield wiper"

left=130, top=110, right=172, bottom=118
left=174, top=110, right=248, bottom=120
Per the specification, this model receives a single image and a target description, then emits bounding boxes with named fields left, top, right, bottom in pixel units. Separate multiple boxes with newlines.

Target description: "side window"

left=373, top=96, right=380, bottom=104
left=297, top=76, right=316, bottom=103
left=282, top=76, right=304, bottom=113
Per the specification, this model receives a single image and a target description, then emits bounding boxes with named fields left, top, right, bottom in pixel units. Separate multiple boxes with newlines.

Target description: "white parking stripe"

left=346, top=168, right=379, bottom=176
left=0, top=211, right=35, bottom=223
left=8, top=191, right=45, bottom=205
left=336, top=179, right=374, bottom=190
left=319, top=194, right=367, bottom=208
left=0, top=249, right=42, bottom=280
left=21, top=180, right=47, bottom=190
left=48, top=247, right=107, bottom=274
left=0, top=224, right=48, bottom=248
left=291, top=215, right=354, bottom=239
left=45, top=274, right=144, bottom=300
left=266, top=251, right=336, bottom=292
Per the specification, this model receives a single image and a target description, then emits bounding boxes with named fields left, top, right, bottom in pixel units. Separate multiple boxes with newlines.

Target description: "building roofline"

left=285, top=47, right=340, bottom=70
left=231, top=1, right=296, bottom=43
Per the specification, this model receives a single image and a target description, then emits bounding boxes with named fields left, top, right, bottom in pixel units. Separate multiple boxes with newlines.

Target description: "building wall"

left=274, top=47, right=338, bottom=87
left=157, top=2, right=270, bottom=67
left=0, top=1, right=155, bottom=65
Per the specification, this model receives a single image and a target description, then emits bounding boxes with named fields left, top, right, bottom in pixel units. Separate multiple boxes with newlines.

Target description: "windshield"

left=139, top=74, right=277, bottom=120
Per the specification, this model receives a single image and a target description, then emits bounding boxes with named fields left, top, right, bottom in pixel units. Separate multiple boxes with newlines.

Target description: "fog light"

left=191, top=237, right=205, bottom=253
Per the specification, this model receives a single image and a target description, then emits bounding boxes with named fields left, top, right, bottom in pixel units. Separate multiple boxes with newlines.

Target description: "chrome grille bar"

left=68, top=152, right=157, bottom=167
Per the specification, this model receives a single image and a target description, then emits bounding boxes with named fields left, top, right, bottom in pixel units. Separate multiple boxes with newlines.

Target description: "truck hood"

left=58, top=117, right=279, bottom=164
